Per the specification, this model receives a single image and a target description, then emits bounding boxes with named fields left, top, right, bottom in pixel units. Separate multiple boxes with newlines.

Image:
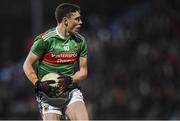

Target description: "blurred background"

left=1, top=0, right=180, bottom=119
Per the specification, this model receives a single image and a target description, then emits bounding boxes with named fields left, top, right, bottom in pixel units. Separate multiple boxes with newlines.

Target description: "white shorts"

left=40, top=89, right=84, bottom=115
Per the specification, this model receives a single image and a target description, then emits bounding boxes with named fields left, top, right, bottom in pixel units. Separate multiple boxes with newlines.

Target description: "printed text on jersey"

left=41, top=52, right=78, bottom=64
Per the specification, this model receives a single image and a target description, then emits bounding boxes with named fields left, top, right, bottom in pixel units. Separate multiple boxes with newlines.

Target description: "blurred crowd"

left=1, top=0, right=180, bottom=119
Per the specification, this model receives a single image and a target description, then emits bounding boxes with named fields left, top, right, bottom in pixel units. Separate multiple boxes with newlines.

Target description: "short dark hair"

left=55, top=3, right=80, bottom=23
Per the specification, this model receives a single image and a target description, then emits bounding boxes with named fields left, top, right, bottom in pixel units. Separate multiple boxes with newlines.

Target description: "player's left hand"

left=57, top=74, right=73, bottom=92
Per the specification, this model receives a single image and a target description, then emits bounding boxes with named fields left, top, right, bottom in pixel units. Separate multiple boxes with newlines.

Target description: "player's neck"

left=56, top=24, right=70, bottom=39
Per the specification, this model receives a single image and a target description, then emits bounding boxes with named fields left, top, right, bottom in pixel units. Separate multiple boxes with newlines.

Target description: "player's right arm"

left=23, top=51, right=40, bottom=85
left=23, top=35, right=46, bottom=85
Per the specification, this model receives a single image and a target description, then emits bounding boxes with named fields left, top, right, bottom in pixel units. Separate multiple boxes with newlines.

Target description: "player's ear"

left=63, top=17, right=68, bottom=26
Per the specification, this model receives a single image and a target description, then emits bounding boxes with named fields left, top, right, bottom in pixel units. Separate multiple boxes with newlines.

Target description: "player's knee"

left=81, top=112, right=89, bottom=120
left=74, top=109, right=89, bottom=120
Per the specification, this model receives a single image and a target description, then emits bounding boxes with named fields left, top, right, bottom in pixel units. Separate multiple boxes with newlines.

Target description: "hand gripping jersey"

left=31, top=27, right=87, bottom=80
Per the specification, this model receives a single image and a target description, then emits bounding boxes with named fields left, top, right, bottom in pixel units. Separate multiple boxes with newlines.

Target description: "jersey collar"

left=56, top=27, right=66, bottom=39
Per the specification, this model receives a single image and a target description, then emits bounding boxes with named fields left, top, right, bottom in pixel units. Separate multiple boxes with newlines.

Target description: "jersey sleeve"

left=31, top=36, right=46, bottom=57
left=79, top=37, right=88, bottom=57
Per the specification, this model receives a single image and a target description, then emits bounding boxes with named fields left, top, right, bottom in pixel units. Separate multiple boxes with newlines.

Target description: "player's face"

left=67, top=11, right=82, bottom=34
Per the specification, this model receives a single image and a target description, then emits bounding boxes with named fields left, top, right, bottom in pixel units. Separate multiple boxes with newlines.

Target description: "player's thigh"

left=42, top=113, right=61, bottom=121
left=65, top=101, right=89, bottom=120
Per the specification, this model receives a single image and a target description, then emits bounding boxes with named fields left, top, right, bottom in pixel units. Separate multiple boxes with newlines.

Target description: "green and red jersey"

left=31, top=27, right=87, bottom=80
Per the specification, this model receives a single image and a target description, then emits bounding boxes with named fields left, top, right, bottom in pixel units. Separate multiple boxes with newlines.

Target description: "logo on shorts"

left=43, top=105, right=49, bottom=112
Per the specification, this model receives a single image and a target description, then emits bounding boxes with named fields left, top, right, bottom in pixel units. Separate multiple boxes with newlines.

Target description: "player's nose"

left=79, top=19, right=82, bottom=25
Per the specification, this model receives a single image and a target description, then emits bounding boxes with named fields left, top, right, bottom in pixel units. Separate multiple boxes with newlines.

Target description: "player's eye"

left=75, top=17, right=81, bottom=22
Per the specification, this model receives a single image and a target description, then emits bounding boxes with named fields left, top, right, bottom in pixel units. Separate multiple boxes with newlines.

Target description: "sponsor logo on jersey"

left=41, top=52, right=78, bottom=64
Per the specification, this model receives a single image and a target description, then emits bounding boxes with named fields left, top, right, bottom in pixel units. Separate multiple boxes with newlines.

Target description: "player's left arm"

left=71, top=56, right=88, bottom=82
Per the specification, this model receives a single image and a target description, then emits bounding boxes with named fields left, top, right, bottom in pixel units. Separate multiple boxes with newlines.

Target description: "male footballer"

left=23, top=3, right=89, bottom=120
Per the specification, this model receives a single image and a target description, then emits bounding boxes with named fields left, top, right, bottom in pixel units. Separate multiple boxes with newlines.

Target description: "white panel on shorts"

left=67, top=88, right=84, bottom=106
left=42, top=103, right=62, bottom=115
left=41, top=89, right=84, bottom=115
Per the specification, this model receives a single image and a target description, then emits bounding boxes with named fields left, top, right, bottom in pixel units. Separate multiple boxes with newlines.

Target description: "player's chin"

left=72, top=29, right=80, bottom=34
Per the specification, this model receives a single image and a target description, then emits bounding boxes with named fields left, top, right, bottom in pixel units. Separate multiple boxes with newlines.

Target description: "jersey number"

left=64, top=45, right=70, bottom=51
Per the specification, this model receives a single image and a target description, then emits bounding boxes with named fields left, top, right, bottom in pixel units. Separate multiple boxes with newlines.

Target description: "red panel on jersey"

left=41, top=52, right=78, bottom=64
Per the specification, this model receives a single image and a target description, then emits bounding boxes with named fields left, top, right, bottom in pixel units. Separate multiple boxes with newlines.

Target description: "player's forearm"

left=71, top=68, right=87, bottom=83
left=23, top=62, right=38, bottom=85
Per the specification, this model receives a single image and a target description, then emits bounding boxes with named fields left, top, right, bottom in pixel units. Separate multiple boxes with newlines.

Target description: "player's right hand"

left=35, top=80, right=56, bottom=93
